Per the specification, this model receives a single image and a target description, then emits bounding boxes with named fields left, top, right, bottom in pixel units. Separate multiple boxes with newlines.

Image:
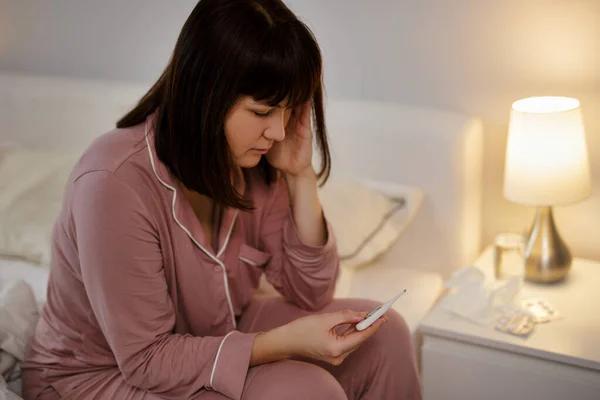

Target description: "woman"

left=22, top=0, right=421, bottom=399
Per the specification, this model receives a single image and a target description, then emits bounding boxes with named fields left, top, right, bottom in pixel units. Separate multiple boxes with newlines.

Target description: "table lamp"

left=503, top=96, right=591, bottom=283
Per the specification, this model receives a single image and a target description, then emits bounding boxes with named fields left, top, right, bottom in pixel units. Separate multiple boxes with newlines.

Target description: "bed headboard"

left=0, top=72, right=483, bottom=277
left=325, top=100, right=483, bottom=277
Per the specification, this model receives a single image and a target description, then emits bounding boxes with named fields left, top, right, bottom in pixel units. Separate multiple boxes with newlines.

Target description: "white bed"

left=0, top=72, right=484, bottom=365
left=0, top=258, right=48, bottom=309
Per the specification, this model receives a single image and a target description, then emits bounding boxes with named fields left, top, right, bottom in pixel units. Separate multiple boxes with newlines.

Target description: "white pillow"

left=0, top=147, right=77, bottom=266
left=318, top=179, right=423, bottom=269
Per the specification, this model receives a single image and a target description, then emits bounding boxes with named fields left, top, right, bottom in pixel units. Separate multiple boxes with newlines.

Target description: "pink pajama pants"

left=34, top=296, right=422, bottom=400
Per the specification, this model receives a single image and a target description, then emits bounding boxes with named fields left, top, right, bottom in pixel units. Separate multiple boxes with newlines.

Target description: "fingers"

left=327, top=309, right=369, bottom=328
left=319, top=312, right=389, bottom=366
left=285, top=106, right=297, bottom=129
left=329, top=317, right=388, bottom=366
left=338, top=343, right=361, bottom=361
left=341, top=315, right=388, bottom=348
left=340, top=315, right=389, bottom=337
left=284, top=101, right=312, bottom=138
left=339, top=324, right=357, bottom=337
left=297, top=101, right=311, bottom=128
left=328, top=344, right=361, bottom=366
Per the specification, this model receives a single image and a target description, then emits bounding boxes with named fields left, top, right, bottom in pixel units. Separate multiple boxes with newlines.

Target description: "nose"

left=263, top=111, right=286, bottom=142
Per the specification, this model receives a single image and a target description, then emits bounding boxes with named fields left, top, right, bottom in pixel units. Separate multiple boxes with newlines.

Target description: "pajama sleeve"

left=70, top=171, right=256, bottom=400
left=260, top=175, right=340, bottom=311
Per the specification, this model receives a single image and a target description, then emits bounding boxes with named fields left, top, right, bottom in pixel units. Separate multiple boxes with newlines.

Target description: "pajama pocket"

left=238, top=243, right=271, bottom=269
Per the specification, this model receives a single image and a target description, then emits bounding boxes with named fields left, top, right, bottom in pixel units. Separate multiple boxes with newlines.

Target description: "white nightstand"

left=418, top=245, right=600, bottom=400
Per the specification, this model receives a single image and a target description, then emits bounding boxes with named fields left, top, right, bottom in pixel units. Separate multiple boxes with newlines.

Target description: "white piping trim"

left=144, top=122, right=237, bottom=328
left=238, top=256, right=259, bottom=267
left=217, top=212, right=237, bottom=259
left=209, top=330, right=235, bottom=388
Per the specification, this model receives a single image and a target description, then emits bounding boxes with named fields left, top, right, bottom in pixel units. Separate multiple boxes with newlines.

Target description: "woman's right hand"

left=282, top=309, right=388, bottom=366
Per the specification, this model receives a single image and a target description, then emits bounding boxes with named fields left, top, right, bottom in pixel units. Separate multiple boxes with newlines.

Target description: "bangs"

left=237, top=22, right=322, bottom=108
left=118, top=0, right=332, bottom=210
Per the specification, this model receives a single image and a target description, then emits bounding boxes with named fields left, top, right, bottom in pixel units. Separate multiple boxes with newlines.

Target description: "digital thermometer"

left=356, top=289, right=407, bottom=331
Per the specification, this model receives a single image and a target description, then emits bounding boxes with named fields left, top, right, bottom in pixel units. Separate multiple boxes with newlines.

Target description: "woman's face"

left=224, top=96, right=293, bottom=168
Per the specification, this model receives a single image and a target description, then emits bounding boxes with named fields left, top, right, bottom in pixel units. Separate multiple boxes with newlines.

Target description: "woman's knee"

left=385, top=306, right=412, bottom=341
left=244, top=360, right=347, bottom=399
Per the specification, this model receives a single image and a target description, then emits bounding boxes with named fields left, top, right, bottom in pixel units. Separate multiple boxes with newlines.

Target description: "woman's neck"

left=182, top=187, right=217, bottom=249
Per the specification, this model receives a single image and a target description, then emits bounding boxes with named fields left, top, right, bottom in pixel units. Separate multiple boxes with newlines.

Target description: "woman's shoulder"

left=71, top=122, right=150, bottom=186
left=64, top=123, right=164, bottom=224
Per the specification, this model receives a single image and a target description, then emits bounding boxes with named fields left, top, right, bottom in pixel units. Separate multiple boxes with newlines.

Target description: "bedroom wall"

left=1, top=0, right=599, bottom=261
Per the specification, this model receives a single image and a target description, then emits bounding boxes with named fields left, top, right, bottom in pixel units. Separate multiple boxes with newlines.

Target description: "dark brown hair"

left=117, top=0, right=330, bottom=210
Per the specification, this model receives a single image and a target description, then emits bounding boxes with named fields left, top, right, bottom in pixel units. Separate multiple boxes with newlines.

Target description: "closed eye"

left=253, top=110, right=273, bottom=117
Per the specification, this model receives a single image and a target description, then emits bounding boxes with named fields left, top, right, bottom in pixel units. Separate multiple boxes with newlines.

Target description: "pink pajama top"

left=23, top=117, right=340, bottom=399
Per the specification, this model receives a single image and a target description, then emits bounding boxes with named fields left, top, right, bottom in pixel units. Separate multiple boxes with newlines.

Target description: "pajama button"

left=213, top=265, right=220, bottom=272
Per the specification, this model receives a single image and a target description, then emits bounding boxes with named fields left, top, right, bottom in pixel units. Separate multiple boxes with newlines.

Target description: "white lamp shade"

left=504, top=96, right=592, bottom=206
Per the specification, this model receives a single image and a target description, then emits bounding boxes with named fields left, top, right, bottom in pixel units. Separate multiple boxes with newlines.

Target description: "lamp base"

left=524, top=207, right=572, bottom=283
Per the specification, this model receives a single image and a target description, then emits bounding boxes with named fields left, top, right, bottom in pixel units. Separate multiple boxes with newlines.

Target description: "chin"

left=236, top=154, right=262, bottom=169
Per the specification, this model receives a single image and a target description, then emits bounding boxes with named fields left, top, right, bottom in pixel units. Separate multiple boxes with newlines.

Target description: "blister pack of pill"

left=520, top=298, right=561, bottom=323
left=495, top=312, right=535, bottom=336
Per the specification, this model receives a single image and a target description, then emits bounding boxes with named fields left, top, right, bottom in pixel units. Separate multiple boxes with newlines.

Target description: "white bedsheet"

left=0, top=258, right=49, bottom=310
left=0, top=280, right=39, bottom=400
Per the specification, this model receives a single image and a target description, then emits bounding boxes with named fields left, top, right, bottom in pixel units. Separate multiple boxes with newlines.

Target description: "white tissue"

left=443, top=266, right=522, bottom=326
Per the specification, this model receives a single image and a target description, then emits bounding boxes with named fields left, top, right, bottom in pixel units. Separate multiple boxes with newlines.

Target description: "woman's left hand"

left=266, top=101, right=313, bottom=177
